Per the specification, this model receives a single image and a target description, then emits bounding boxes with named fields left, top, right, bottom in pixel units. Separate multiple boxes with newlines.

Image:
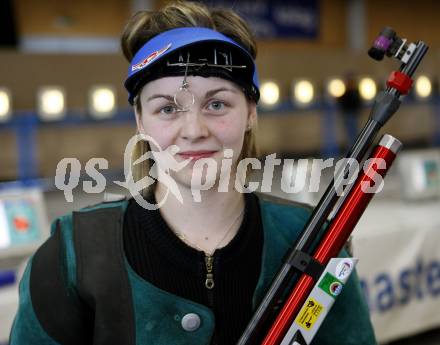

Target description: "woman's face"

left=136, top=76, right=257, bottom=190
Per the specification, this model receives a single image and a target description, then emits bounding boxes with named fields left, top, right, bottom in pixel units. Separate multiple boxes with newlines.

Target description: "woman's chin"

left=172, top=166, right=221, bottom=193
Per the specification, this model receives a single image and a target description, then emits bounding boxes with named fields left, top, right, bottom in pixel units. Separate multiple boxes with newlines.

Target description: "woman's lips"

left=178, top=151, right=217, bottom=160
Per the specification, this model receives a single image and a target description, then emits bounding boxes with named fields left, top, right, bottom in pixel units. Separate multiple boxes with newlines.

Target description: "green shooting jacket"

left=10, top=194, right=377, bottom=345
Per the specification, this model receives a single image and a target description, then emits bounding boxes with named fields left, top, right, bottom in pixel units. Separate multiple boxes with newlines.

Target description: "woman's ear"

left=135, top=105, right=146, bottom=134
left=247, top=101, right=257, bottom=129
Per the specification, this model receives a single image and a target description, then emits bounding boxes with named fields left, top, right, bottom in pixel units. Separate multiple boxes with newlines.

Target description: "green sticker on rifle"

left=318, top=272, right=344, bottom=298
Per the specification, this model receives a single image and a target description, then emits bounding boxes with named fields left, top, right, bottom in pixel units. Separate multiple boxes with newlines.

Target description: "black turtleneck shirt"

left=123, top=193, right=264, bottom=345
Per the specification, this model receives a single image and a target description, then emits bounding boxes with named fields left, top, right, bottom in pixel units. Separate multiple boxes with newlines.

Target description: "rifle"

left=237, top=27, right=429, bottom=345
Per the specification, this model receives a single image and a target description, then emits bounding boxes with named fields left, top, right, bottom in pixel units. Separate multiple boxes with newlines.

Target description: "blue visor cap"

left=125, top=27, right=260, bottom=105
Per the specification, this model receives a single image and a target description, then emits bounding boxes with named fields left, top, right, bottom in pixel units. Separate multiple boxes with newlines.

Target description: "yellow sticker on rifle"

left=295, top=297, right=324, bottom=331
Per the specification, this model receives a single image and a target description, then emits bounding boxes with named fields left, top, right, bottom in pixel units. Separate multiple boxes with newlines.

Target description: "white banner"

left=352, top=198, right=440, bottom=343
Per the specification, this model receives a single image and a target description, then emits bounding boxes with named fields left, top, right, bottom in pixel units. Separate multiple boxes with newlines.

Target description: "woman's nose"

left=180, top=111, right=209, bottom=141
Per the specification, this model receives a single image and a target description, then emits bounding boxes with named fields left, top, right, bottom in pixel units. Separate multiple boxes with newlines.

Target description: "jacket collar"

left=106, top=193, right=311, bottom=310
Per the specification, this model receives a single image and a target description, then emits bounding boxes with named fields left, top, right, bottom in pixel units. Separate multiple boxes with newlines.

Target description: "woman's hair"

left=121, top=0, right=258, bottom=192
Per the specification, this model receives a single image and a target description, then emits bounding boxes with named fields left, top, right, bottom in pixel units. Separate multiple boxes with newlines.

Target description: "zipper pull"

left=205, top=255, right=215, bottom=289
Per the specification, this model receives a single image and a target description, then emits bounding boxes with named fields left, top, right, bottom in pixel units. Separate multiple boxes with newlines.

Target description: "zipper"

left=204, top=254, right=215, bottom=309
left=204, top=254, right=217, bottom=345
left=205, top=255, right=215, bottom=289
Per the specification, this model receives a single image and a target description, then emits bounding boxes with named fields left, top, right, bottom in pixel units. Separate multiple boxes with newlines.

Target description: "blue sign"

left=3, top=198, right=40, bottom=246
left=200, top=0, right=319, bottom=39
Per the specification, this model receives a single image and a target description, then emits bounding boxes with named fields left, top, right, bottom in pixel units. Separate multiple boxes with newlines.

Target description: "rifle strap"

left=73, top=205, right=136, bottom=345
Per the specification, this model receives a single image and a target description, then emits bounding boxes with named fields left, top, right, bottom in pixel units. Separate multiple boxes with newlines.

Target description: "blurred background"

left=1, top=0, right=440, bottom=344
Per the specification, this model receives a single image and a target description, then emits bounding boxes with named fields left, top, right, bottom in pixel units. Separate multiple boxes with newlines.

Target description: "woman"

left=10, top=1, right=377, bottom=345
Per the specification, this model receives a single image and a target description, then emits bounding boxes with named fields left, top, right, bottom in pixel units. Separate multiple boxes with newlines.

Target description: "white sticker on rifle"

left=335, top=259, right=354, bottom=280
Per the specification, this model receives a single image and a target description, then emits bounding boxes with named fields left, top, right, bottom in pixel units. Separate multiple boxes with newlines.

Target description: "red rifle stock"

left=262, top=135, right=402, bottom=344
left=237, top=28, right=428, bottom=345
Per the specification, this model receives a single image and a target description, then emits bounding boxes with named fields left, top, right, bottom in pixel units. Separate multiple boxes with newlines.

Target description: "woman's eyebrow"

left=205, top=87, right=237, bottom=98
left=146, top=87, right=237, bottom=102
left=146, top=94, right=174, bottom=102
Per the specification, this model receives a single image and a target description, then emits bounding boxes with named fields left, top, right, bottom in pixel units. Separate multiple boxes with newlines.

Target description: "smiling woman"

left=127, top=30, right=260, bottom=193
left=136, top=76, right=255, bottom=193
left=10, top=1, right=377, bottom=345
